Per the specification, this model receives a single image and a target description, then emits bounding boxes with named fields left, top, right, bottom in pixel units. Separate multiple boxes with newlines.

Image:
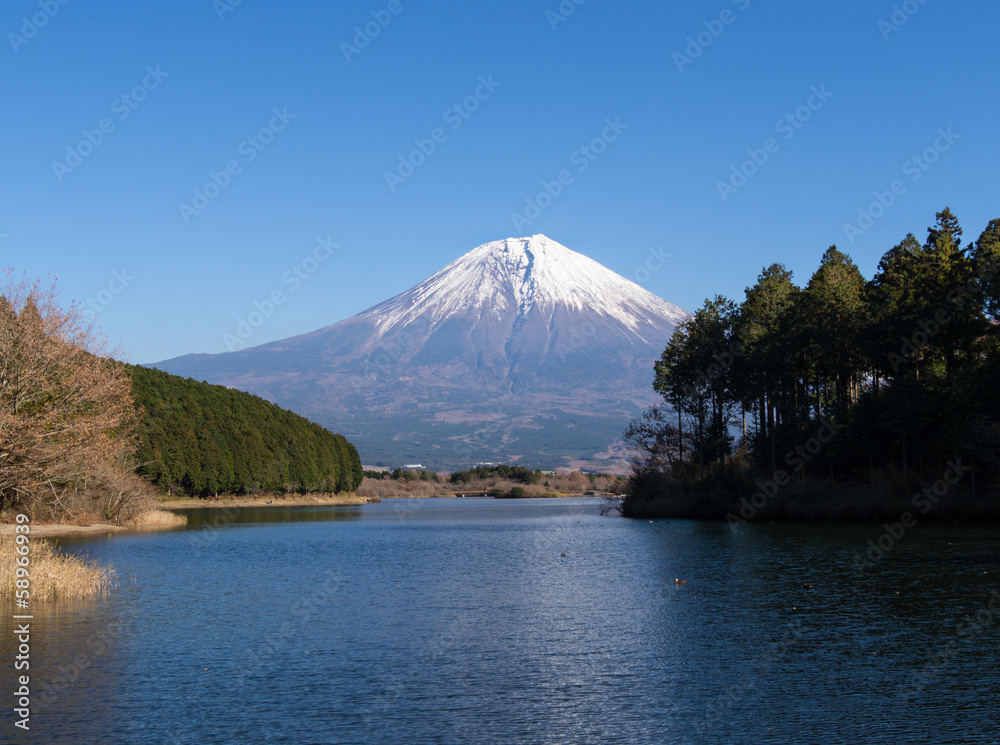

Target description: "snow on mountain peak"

left=367, top=234, right=689, bottom=337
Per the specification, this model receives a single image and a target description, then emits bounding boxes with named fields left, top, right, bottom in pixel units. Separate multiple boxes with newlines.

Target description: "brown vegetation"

left=356, top=471, right=624, bottom=499
left=0, top=535, right=115, bottom=601
left=0, top=273, right=142, bottom=523
left=130, top=509, right=188, bottom=530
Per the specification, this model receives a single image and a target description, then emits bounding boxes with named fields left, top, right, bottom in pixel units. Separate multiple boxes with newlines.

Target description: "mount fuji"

left=153, top=235, right=689, bottom=471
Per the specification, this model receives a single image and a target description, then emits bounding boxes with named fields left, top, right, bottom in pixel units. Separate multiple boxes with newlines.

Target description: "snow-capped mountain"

left=371, top=235, right=685, bottom=338
left=153, top=235, right=688, bottom=471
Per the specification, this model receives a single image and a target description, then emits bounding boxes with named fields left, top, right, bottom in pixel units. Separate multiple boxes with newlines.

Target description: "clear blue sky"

left=3, top=0, right=998, bottom=363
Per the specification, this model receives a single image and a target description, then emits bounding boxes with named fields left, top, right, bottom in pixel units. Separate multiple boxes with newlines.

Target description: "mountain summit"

left=373, top=234, right=684, bottom=335
left=154, top=235, right=688, bottom=471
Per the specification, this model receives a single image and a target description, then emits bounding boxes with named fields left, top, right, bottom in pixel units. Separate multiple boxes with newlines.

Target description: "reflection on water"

left=2, top=499, right=999, bottom=744
left=178, top=503, right=365, bottom=528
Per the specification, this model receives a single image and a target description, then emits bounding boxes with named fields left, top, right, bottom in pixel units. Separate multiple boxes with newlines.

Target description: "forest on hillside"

left=132, top=366, right=363, bottom=497
left=626, top=208, right=1000, bottom=520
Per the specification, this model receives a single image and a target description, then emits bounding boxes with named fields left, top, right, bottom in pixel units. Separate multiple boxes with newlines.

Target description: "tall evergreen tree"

left=736, top=264, right=799, bottom=468
left=801, top=246, right=867, bottom=420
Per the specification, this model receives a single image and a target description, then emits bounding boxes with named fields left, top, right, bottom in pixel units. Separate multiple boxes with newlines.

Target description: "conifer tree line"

left=629, top=208, right=1000, bottom=498
left=1, top=273, right=364, bottom=518
left=132, top=366, right=363, bottom=497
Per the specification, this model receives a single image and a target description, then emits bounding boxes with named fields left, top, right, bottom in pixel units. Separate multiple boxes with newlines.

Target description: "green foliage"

left=636, top=208, right=1000, bottom=497
left=130, top=366, right=363, bottom=496
left=389, top=468, right=439, bottom=482
left=450, top=465, right=542, bottom=485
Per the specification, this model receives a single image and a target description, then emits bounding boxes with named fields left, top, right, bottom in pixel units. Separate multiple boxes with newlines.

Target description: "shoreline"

left=155, top=494, right=374, bottom=510
left=0, top=523, right=133, bottom=538
left=0, top=492, right=605, bottom=537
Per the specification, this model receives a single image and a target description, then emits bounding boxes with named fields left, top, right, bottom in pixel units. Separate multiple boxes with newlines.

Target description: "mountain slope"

left=131, top=365, right=363, bottom=495
left=154, top=235, right=688, bottom=471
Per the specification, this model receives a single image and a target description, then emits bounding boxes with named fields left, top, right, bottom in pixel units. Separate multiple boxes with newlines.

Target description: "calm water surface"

left=3, top=498, right=999, bottom=744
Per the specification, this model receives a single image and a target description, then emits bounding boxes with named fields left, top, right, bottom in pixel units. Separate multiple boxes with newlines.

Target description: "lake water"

left=3, top=498, right=1000, bottom=744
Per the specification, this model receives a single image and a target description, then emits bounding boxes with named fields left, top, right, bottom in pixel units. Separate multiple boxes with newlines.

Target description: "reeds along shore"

left=131, top=509, right=187, bottom=530
left=0, top=535, right=115, bottom=602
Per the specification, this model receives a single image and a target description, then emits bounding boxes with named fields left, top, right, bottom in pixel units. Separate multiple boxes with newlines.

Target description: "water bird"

left=803, top=583, right=814, bottom=590
left=675, top=578, right=687, bottom=585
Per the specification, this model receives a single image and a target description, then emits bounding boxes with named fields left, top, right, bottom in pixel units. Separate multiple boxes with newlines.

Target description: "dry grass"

left=356, top=471, right=626, bottom=499
left=129, top=509, right=187, bottom=530
left=0, top=535, right=115, bottom=602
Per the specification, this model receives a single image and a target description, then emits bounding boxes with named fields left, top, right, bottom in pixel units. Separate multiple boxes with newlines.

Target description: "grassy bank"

left=0, top=536, right=115, bottom=602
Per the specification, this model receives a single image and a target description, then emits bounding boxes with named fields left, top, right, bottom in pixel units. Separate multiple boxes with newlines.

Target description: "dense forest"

left=626, top=208, right=1000, bottom=520
left=132, top=366, right=363, bottom=497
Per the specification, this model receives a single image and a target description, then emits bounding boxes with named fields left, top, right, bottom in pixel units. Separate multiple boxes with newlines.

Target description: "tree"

left=623, top=406, right=682, bottom=476
left=867, top=233, right=924, bottom=382
left=627, top=209, right=1000, bottom=517
left=0, top=274, right=137, bottom=519
left=654, top=296, right=739, bottom=471
left=736, top=264, right=799, bottom=469
left=800, top=246, right=867, bottom=420
left=972, top=218, right=1000, bottom=321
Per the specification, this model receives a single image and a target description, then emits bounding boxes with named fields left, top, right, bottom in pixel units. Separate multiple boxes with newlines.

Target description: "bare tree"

left=0, top=273, right=138, bottom=520
left=623, top=406, right=683, bottom=477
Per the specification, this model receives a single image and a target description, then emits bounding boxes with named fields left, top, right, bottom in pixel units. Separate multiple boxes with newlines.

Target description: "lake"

left=3, top=498, right=999, bottom=744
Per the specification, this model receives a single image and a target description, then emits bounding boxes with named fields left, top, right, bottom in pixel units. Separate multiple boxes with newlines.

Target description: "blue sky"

left=3, top=0, right=998, bottom=363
